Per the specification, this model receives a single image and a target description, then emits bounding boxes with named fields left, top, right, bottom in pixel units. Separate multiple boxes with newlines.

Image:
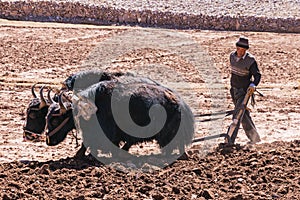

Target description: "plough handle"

left=194, top=110, right=234, bottom=118
left=192, top=133, right=231, bottom=143
left=255, top=89, right=264, bottom=97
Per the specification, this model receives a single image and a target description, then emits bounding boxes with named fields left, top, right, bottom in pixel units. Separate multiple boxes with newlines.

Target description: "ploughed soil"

left=0, top=19, right=299, bottom=199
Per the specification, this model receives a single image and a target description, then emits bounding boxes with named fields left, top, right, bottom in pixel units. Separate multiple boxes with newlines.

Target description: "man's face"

left=236, top=46, right=247, bottom=58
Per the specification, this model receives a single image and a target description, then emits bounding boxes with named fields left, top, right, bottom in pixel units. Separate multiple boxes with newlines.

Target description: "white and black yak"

left=23, top=71, right=120, bottom=141
left=45, top=70, right=195, bottom=158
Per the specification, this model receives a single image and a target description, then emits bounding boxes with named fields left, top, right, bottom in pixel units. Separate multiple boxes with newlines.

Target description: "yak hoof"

left=75, top=145, right=87, bottom=158
left=177, top=151, right=189, bottom=160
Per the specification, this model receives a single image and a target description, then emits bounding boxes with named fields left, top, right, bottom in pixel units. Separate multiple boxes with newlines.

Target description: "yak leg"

left=75, top=144, right=100, bottom=161
left=162, top=145, right=173, bottom=156
left=75, top=143, right=87, bottom=158
left=178, top=146, right=189, bottom=160
left=121, top=142, right=132, bottom=151
left=179, top=145, right=185, bottom=155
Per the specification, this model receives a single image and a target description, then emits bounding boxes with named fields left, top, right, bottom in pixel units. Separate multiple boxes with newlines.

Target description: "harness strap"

left=23, top=129, right=43, bottom=141
left=47, top=117, right=70, bottom=137
left=23, top=129, right=42, bottom=136
left=23, top=118, right=44, bottom=141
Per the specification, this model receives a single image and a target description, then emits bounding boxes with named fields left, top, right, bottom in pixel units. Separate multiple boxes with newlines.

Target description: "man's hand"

left=247, top=83, right=256, bottom=94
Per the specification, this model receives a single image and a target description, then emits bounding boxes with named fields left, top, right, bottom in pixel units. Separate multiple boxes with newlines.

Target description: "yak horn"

left=39, top=85, right=47, bottom=109
left=59, top=92, right=67, bottom=114
left=31, top=84, right=37, bottom=98
left=47, top=88, right=54, bottom=104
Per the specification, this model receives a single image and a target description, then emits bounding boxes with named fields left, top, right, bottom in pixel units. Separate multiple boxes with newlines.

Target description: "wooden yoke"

left=226, top=86, right=255, bottom=144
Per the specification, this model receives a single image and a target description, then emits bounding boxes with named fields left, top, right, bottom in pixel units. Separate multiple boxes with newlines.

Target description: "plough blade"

left=225, top=87, right=254, bottom=144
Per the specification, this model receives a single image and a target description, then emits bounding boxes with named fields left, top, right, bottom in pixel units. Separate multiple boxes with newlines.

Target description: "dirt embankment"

left=0, top=0, right=299, bottom=33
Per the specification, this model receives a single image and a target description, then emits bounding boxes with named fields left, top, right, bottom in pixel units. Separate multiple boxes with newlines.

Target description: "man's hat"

left=236, top=37, right=249, bottom=49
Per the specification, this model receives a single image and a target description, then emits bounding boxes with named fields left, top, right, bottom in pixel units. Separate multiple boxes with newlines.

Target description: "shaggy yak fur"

left=46, top=71, right=194, bottom=157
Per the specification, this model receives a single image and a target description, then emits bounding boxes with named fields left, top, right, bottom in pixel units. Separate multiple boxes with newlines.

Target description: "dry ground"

left=0, top=19, right=299, bottom=199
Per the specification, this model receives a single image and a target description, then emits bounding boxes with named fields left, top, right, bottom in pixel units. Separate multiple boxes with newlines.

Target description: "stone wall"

left=0, top=0, right=299, bottom=33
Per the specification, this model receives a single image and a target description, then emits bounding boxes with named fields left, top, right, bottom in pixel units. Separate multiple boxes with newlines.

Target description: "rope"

left=47, top=117, right=70, bottom=137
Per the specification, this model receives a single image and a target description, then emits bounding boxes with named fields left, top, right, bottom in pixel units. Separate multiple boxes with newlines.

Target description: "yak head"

left=46, top=92, right=75, bottom=146
left=23, top=84, right=52, bottom=141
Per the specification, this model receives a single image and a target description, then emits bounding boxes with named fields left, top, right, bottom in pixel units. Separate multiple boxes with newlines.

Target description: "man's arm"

left=249, top=61, right=261, bottom=86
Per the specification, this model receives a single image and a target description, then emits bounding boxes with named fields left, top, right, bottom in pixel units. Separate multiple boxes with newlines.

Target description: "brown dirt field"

left=0, top=19, right=299, bottom=199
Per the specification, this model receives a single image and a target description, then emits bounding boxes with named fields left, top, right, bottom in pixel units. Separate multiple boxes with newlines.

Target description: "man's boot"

left=245, top=129, right=261, bottom=144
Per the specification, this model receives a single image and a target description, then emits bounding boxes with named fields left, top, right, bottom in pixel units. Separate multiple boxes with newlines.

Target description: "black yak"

left=23, top=84, right=51, bottom=141
left=45, top=71, right=195, bottom=158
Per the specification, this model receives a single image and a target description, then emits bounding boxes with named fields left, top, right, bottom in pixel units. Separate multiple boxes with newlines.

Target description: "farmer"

left=229, top=37, right=261, bottom=143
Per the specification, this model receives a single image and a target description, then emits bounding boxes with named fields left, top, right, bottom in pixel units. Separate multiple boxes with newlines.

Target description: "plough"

left=192, top=86, right=263, bottom=145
